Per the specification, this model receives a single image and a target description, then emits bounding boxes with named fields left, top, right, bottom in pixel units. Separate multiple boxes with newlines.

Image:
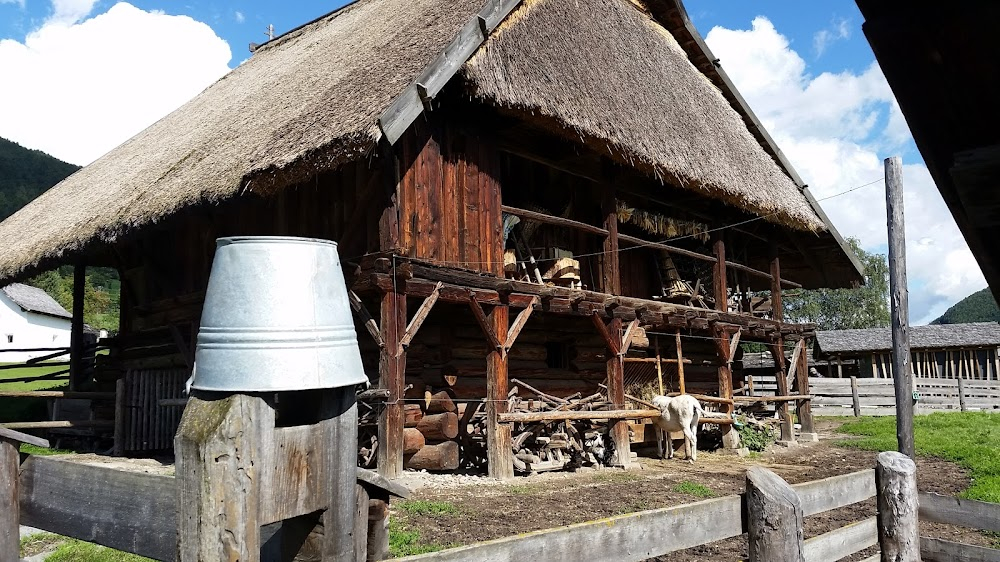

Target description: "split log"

left=405, top=441, right=460, bottom=471
left=404, top=404, right=423, bottom=428
left=415, top=412, right=459, bottom=441
left=425, top=391, right=457, bottom=414
left=403, top=428, right=425, bottom=455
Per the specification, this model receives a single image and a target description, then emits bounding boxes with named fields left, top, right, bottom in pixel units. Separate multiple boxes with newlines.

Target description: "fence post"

left=851, top=376, right=861, bottom=417
left=957, top=377, right=967, bottom=412
left=746, top=466, right=805, bottom=562
left=0, top=436, right=19, bottom=562
left=876, top=451, right=921, bottom=562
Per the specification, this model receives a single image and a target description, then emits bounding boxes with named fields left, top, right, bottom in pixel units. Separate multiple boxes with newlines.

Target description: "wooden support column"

left=770, top=339, right=794, bottom=443
left=795, top=338, right=815, bottom=438
left=675, top=329, right=686, bottom=394
left=69, top=263, right=86, bottom=390
left=713, top=235, right=728, bottom=312
left=592, top=313, right=630, bottom=467
left=377, top=290, right=407, bottom=479
left=875, top=451, right=920, bottom=561
left=886, top=155, right=915, bottom=458
left=1, top=427, right=47, bottom=561
left=602, top=189, right=620, bottom=295
left=746, top=467, right=805, bottom=561
left=714, top=326, right=740, bottom=450
left=485, top=304, right=513, bottom=480
left=769, top=252, right=783, bottom=322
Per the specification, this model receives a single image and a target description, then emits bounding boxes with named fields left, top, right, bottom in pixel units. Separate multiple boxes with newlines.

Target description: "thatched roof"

left=816, top=323, right=1000, bottom=355
left=461, top=0, right=825, bottom=232
left=2, top=283, right=71, bottom=319
left=0, top=0, right=843, bottom=283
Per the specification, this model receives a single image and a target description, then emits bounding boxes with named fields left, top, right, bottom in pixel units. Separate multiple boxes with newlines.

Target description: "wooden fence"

left=749, top=374, right=1000, bottom=416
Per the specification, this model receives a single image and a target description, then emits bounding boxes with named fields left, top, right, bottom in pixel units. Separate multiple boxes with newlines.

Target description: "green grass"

left=0, top=363, right=70, bottom=391
left=20, top=534, right=153, bottom=561
left=836, top=412, right=1000, bottom=502
left=613, top=500, right=652, bottom=515
left=673, top=481, right=715, bottom=498
left=396, top=499, right=460, bottom=516
left=388, top=518, right=454, bottom=556
left=20, top=443, right=75, bottom=455
left=0, top=362, right=70, bottom=422
left=20, top=532, right=63, bottom=558
left=507, top=483, right=539, bottom=495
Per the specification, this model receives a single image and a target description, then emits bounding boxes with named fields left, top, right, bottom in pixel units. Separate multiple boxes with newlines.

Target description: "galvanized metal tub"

left=191, top=236, right=367, bottom=392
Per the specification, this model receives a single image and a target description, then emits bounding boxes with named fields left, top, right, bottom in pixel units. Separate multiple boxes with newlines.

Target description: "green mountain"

left=0, top=137, right=79, bottom=220
left=931, top=288, right=1000, bottom=325
left=0, top=136, right=120, bottom=331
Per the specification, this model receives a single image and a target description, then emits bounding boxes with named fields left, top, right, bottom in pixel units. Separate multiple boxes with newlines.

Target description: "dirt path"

left=391, top=419, right=993, bottom=560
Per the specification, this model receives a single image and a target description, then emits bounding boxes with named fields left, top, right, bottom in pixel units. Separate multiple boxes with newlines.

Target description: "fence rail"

left=749, top=375, right=1000, bottom=416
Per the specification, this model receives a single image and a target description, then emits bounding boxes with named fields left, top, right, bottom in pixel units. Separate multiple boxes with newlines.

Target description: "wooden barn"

left=814, top=323, right=1000, bottom=380
left=0, top=0, right=861, bottom=478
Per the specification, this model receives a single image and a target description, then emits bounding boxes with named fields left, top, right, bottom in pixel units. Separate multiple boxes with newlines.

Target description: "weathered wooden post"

left=176, top=237, right=369, bottom=561
left=746, top=466, right=805, bottom=562
left=885, top=156, right=915, bottom=457
left=957, top=377, right=967, bottom=412
left=0, top=427, right=50, bottom=561
left=875, top=451, right=921, bottom=562
left=851, top=376, right=862, bottom=417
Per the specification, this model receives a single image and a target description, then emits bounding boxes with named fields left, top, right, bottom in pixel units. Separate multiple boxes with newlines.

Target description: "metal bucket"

left=191, top=236, right=367, bottom=392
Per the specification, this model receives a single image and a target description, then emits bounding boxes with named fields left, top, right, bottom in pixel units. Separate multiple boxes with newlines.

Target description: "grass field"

left=0, top=362, right=69, bottom=422
left=836, top=412, right=1000, bottom=503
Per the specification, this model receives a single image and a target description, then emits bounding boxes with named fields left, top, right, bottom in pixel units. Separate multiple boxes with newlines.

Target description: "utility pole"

left=885, top=156, right=915, bottom=458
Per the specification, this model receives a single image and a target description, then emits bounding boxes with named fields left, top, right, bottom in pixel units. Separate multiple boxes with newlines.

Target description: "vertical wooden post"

left=675, top=330, right=686, bottom=395
left=769, top=252, right=783, bottom=322
left=322, top=390, right=361, bottom=560
left=0, top=437, right=19, bottom=562
left=486, top=305, right=514, bottom=480
left=366, top=499, right=390, bottom=562
left=837, top=356, right=844, bottom=378
left=957, top=377, right=967, bottom=412
left=113, top=377, right=125, bottom=456
left=354, top=485, right=370, bottom=562
left=654, top=337, right=664, bottom=395
left=795, top=339, right=815, bottom=437
left=714, top=327, right=739, bottom=449
left=602, top=189, right=620, bottom=295
left=606, top=319, right=630, bottom=467
left=876, top=451, right=921, bottom=562
left=377, top=290, right=407, bottom=478
left=886, top=155, right=915, bottom=458
left=746, top=467, right=805, bottom=562
left=851, top=376, right=861, bottom=417
left=713, top=235, right=728, bottom=312
left=175, top=393, right=269, bottom=562
left=771, top=340, right=794, bottom=443
left=69, top=263, right=86, bottom=390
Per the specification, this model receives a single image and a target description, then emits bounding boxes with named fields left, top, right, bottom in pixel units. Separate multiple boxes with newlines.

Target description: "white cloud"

left=234, top=10, right=245, bottom=23
left=813, top=18, right=850, bottom=58
left=1, top=0, right=26, bottom=8
left=0, top=2, right=232, bottom=165
left=706, top=17, right=986, bottom=325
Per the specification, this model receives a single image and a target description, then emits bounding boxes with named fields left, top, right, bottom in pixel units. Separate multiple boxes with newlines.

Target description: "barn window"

left=5, top=335, right=11, bottom=343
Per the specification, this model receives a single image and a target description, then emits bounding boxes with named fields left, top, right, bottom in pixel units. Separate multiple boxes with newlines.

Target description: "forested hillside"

left=0, top=137, right=120, bottom=331
left=932, top=288, right=1000, bottom=325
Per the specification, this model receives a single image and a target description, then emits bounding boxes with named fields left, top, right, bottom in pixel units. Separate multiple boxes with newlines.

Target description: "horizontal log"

left=425, top=391, right=457, bottom=414
left=802, top=516, right=877, bottom=562
left=732, top=395, right=811, bottom=403
left=919, top=492, right=1000, bottom=532
left=2, top=420, right=114, bottom=430
left=0, top=390, right=116, bottom=400
left=405, top=441, right=459, bottom=471
left=792, top=469, right=874, bottom=516
left=404, top=404, right=423, bottom=427
left=403, top=428, right=425, bottom=455
left=665, top=392, right=734, bottom=405
left=920, top=536, right=1000, bottom=562
left=0, top=426, right=50, bottom=448
left=415, top=412, right=459, bottom=441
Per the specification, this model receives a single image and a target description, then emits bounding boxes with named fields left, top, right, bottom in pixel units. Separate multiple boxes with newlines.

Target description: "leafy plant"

left=737, top=417, right=775, bottom=452
left=396, top=499, right=459, bottom=516
left=674, top=481, right=715, bottom=498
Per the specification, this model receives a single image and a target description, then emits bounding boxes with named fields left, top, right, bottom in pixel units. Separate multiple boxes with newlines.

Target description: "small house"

left=0, top=283, right=72, bottom=362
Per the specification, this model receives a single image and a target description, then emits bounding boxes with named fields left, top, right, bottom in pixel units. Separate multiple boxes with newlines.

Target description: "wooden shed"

left=0, top=0, right=861, bottom=478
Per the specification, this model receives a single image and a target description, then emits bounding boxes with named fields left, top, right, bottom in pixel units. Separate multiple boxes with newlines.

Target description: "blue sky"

left=0, top=0, right=987, bottom=323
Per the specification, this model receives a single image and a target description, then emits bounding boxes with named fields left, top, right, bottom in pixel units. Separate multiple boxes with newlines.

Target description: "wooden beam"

left=500, top=204, right=608, bottom=237
left=676, top=330, right=686, bottom=395
left=591, top=312, right=621, bottom=355
left=398, top=282, right=443, bottom=355
left=771, top=339, right=794, bottom=443
left=469, top=293, right=502, bottom=351
left=621, top=319, right=640, bottom=356
left=598, top=315, right=630, bottom=467
left=602, top=188, right=621, bottom=295
left=500, top=409, right=661, bottom=422
left=787, top=339, right=804, bottom=390
left=655, top=337, right=665, bottom=394
left=714, top=327, right=739, bottom=449
left=377, top=290, right=407, bottom=479
left=486, top=305, right=514, bottom=480
left=349, top=290, right=384, bottom=349
left=0, top=436, right=18, bottom=562
left=713, top=236, right=727, bottom=312
left=0, top=427, right=50, bottom=448
left=69, top=264, right=86, bottom=390
left=770, top=253, right=783, bottom=322
left=886, top=156, right=915, bottom=458
left=795, top=338, right=815, bottom=434
left=729, top=328, right=742, bottom=361
left=505, top=297, right=538, bottom=352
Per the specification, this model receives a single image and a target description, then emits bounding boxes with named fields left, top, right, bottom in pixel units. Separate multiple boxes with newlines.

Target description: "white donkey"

left=650, top=394, right=704, bottom=463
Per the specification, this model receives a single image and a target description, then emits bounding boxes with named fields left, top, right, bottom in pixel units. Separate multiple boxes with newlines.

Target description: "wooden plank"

left=19, top=455, right=176, bottom=561
left=469, top=294, right=502, bottom=351
left=500, top=410, right=672, bottom=422
left=2, top=420, right=114, bottom=430
left=322, top=391, right=361, bottom=560
left=795, top=338, right=814, bottom=434
left=399, top=282, right=443, bottom=353
left=620, top=319, right=640, bottom=356
left=0, top=438, right=18, bottom=562
left=771, top=341, right=794, bottom=442
left=713, top=236, right=727, bottom=312
left=349, top=290, right=384, bottom=349
left=505, top=297, right=538, bottom=352
left=0, top=426, right=50, bottom=448
left=919, top=492, right=1000, bottom=532
left=803, top=517, right=877, bottom=562
left=395, top=494, right=744, bottom=562
left=793, top=469, right=875, bottom=516
left=654, top=337, right=665, bottom=395
left=787, top=339, right=803, bottom=389
left=486, top=305, right=513, bottom=479
left=770, top=254, right=783, bottom=322
left=921, top=537, right=1000, bottom=562
left=676, top=329, right=686, bottom=394
left=0, top=390, right=116, bottom=399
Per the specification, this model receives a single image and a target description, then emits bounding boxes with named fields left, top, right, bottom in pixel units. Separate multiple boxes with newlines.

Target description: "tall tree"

left=782, top=238, right=889, bottom=330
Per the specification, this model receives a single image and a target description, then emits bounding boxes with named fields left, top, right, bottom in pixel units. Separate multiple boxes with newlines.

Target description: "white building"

left=0, top=283, right=73, bottom=363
